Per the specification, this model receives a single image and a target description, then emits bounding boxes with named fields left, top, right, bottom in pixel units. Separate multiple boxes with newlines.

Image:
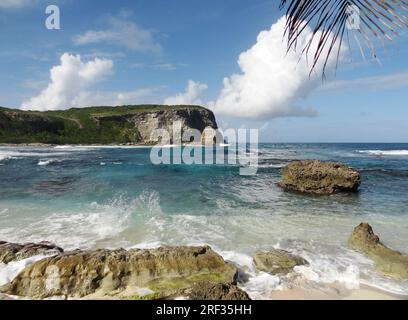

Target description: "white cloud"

left=69, top=88, right=159, bottom=107
left=21, top=53, right=161, bottom=110
left=73, top=16, right=161, bottom=53
left=130, top=62, right=187, bottom=71
left=164, top=80, right=208, bottom=105
left=0, top=0, right=31, bottom=8
left=323, top=71, right=408, bottom=92
left=21, top=53, right=114, bottom=110
left=210, top=16, right=344, bottom=119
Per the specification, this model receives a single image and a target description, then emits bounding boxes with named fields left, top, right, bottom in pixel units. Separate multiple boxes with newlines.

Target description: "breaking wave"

left=357, top=150, right=408, bottom=156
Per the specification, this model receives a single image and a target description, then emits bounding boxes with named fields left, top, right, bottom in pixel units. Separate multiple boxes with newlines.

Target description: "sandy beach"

left=270, top=284, right=408, bottom=300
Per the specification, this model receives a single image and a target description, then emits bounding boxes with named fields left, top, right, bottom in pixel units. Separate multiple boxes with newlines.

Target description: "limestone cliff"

left=0, top=105, right=218, bottom=145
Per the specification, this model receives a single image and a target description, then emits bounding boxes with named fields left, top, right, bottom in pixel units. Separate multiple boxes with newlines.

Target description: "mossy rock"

left=185, top=281, right=250, bottom=300
left=0, top=241, right=63, bottom=264
left=349, top=223, right=408, bottom=279
left=253, top=249, right=308, bottom=275
left=0, top=246, right=237, bottom=299
left=278, top=160, right=361, bottom=195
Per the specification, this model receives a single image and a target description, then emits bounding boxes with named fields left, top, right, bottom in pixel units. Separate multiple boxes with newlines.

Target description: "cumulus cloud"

left=164, top=80, right=208, bottom=105
left=68, top=88, right=159, bottom=107
left=210, top=16, right=344, bottom=119
left=0, top=0, right=31, bottom=8
left=21, top=53, right=161, bottom=110
left=323, top=70, right=408, bottom=92
left=21, top=53, right=114, bottom=110
left=73, top=16, right=161, bottom=53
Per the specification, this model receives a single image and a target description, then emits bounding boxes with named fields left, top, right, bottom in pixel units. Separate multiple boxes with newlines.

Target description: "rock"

left=0, top=246, right=237, bottom=299
left=253, top=249, right=308, bottom=275
left=91, top=107, right=219, bottom=145
left=0, top=241, right=63, bottom=264
left=0, top=105, right=219, bottom=145
left=348, top=223, right=408, bottom=279
left=278, top=160, right=361, bottom=195
left=0, top=293, right=13, bottom=300
left=186, top=281, right=250, bottom=300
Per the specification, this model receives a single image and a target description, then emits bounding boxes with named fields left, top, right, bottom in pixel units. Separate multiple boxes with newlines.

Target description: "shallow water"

left=0, top=143, right=407, bottom=298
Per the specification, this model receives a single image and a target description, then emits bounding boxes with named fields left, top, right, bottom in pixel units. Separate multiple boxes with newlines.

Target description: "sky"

left=0, top=0, right=407, bottom=142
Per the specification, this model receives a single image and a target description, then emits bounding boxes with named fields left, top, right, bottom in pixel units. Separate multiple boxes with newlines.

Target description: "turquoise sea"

left=0, top=143, right=407, bottom=298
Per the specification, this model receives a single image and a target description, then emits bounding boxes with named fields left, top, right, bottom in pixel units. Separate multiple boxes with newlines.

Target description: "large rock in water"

left=0, top=246, right=237, bottom=299
left=278, top=160, right=361, bottom=195
left=0, top=241, right=63, bottom=264
left=253, top=249, right=308, bottom=275
left=349, top=223, right=408, bottom=279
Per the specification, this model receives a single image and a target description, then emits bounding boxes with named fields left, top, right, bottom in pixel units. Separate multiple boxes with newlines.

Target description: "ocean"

left=0, top=143, right=407, bottom=298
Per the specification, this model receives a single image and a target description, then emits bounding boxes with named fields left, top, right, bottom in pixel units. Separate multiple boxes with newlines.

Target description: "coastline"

left=0, top=143, right=150, bottom=147
left=1, top=144, right=408, bottom=300
left=270, top=284, right=408, bottom=300
left=1, top=278, right=406, bottom=300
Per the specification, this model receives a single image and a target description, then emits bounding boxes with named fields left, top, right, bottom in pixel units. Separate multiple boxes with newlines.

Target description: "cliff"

left=0, top=105, right=218, bottom=145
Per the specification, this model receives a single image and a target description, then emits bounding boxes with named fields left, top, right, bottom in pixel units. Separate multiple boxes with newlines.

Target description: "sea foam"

left=358, top=150, right=408, bottom=156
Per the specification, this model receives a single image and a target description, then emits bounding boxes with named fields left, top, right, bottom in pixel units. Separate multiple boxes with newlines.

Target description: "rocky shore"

left=0, top=245, right=247, bottom=300
left=349, top=223, right=408, bottom=279
left=0, top=160, right=406, bottom=300
left=0, top=222, right=406, bottom=300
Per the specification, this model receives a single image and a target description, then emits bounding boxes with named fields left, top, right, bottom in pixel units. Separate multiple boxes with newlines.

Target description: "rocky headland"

left=0, top=105, right=218, bottom=145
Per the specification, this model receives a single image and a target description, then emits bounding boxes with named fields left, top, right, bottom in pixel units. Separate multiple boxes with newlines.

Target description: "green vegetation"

left=119, top=292, right=162, bottom=300
left=0, top=105, right=208, bottom=144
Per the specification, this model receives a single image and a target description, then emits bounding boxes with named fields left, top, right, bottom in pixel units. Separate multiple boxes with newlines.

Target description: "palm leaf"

left=279, top=0, right=408, bottom=77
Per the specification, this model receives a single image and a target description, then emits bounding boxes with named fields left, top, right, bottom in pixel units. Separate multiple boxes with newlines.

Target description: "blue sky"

left=0, top=0, right=407, bottom=142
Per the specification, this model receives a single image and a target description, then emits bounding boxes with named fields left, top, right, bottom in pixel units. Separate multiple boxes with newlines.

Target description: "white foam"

left=129, top=241, right=164, bottom=250
left=0, top=209, right=9, bottom=217
left=357, top=150, right=408, bottom=156
left=0, top=150, right=68, bottom=162
left=0, top=192, right=164, bottom=250
left=0, top=255, right=48, bottom=286
left=38, top=159, right=61, bottom=166
left=0, top=196, right=135, bottom=250
left=0, top=151, right=18, bottom=161
left=217, top=249, right=280, bottom=300
left=241, top=273, right=281, bottom=300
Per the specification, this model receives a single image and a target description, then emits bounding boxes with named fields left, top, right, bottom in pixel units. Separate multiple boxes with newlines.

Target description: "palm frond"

left=280, top=0, right=408, bottom=77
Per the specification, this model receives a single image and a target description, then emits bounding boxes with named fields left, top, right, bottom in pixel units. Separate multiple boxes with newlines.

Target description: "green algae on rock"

left=278, top=160, right=361, bottom=195
left=0, top=246, right=237, bottom=299
left=185, top=281, right=250, bottom=300
left=349, top=223, right=408, bottom=279
left=253, top=249, right=308, bottom=275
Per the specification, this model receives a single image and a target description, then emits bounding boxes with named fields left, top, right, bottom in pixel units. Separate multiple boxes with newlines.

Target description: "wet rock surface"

left=0, top=246, right=237, bottom=299
left=253, top=249, right=308, bottom=275
left=278, top=160, right=361, bottom=195
left=349, top=223, right=408, bottom=279
left=0, top=241, right=63, bottom=264
left=185, top=281, right=250, bottom=300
